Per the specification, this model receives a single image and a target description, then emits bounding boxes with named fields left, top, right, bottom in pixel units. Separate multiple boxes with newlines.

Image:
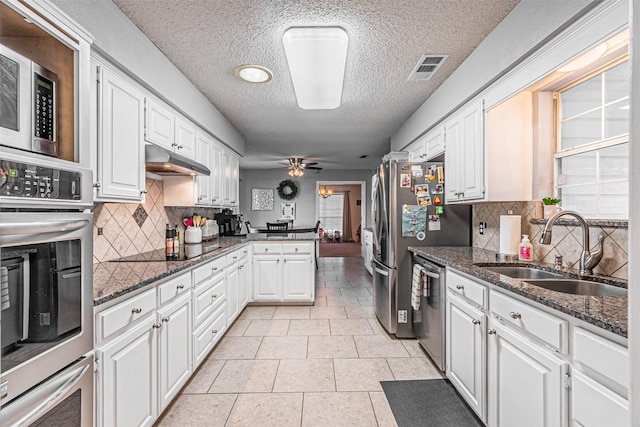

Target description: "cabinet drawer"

left=236, top=245, right=250, bottom=260
left=491, top=290, right=567, bottom=352
left=226, top=250, right=240, bottom=266
left=446, top=270, right=487, bottom=308
left=192, top=256, right=225, bottom=285
left=157, top=272, right=191, bottom=306
left=252, top=243, right=282, bottom=254
left=96, top=288, right=156, bottom=343
left=282, top=242, right=313, bottom=254
left=193, top=305, right=226, bottom=368
left=193, top=277, right=226, bottom=328
left=574, top=327, right=628, bottom=391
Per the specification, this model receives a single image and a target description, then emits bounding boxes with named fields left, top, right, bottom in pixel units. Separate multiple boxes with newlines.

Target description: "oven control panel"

left=0, top=159, right=81, bottom=200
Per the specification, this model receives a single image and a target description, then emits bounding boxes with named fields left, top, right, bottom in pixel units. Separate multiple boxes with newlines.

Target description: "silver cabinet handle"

left=178, top=145, right=184, bottom=149
left=140, top=190, right=148, bottom=194
left=488, top=329, right=496, bottom=335
left=472, top=319, right=481, bottom=325
left=456, top=284, right=464, bottom=290
left=212, top=294, right=218, bottom=299
left=233, top=256, right=237, bottom=259
left=131, top=308, right=142, bottom=314
left=152, top=323, right=162, bottom=329
left=162, top=316, right=170, bottom=322
left=510, top=312, right=522, bottom=320
left=177, top=284, right=185, bottom=289
left=93, top=182, right=101, bottom=188
left=212, top=267, right=218, bottom=271
left=212, top=329, right=218, bottom=334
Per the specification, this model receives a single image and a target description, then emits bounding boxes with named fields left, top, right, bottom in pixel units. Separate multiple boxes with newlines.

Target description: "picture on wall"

left=252, top=188, right=274, bottom=210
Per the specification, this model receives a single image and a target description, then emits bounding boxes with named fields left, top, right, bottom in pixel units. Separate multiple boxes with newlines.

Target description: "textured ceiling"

left=112, top=0, right=520, bottom=170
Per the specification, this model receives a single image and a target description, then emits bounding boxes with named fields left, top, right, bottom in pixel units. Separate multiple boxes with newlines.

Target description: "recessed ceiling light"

left=235, top=65, right=273, bottom=83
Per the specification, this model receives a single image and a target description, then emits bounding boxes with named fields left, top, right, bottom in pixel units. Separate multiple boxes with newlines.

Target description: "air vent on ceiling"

left=407, top=55, right=449, bottom=81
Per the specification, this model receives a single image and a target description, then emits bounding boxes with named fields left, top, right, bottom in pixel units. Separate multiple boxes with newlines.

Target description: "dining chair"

left=266, top=222, right=289, bottom=232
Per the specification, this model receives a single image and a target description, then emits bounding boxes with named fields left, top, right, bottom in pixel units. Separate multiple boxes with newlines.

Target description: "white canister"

left=185, top=227, right=202, bottom=244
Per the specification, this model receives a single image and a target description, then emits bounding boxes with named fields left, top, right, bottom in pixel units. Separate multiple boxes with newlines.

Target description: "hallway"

left=156, top=257, right=443, bottom=426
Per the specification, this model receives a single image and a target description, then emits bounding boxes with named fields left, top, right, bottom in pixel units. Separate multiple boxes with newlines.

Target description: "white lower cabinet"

left=444, top=268, right=630, bottom=427
left=487, top=319, right=567, bottom=427
left=253, top=254, right=281, bottom=301
left=252, top=243, right=315, bottom=303
left=193, top=305, right=226, bottom=368
left=238, top=247, right=252, bottom=307
left=96, top=272, right=192, bottom=427
left=157, top=293, right=192, bottom=411
left=226, top=251, right=241, bottom=323
left=97, top=315, right=158, bottom=427
left=446, top=290, right=486, bottom=421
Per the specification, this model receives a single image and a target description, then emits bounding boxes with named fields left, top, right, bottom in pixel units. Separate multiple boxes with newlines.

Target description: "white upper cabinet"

left=406, top=137, right=426, bottom=162
left=445, top=100, right=484, bottom=203
left=424, top=126, right=445, bottom=159
left=144, top=98, right=197, bottom=160
left=94, top=60, right=146, bottom=202
left=194, top=132, right=212, bottom=205
left=406, top=126, right=445, bottom=162
left=174, top=117, right=197, bottom=159
left=145, top=98, right=174, bottom=150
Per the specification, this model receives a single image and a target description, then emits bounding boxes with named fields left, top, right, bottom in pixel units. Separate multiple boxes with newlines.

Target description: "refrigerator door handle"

left=373, top=265, right=389, bottom=276
left=423, top=271, right=440, bottom=280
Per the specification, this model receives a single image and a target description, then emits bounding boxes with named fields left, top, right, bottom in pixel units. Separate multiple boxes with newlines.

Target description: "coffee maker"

left=215, top=209, right=244, bottom=236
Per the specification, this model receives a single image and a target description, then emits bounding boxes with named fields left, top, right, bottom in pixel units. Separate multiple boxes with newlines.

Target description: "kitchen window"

left=555, top=58, right=629, bottom=218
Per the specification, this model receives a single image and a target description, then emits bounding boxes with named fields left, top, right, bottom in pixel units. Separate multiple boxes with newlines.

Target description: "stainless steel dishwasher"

left=412, top=254, right=446, bottom=372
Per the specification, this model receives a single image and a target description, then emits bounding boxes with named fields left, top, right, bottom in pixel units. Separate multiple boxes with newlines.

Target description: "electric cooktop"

left=111, top=241, right=221, bottom=262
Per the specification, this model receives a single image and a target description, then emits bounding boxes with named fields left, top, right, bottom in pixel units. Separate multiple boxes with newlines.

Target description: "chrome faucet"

left=539, top=210, right=605, bottom=276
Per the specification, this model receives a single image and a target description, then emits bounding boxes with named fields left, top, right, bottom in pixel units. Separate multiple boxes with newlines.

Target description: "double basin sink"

left=477, top=265, right=627, bottom=297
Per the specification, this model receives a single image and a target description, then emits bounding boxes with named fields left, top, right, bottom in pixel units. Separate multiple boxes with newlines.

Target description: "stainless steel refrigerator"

left=371, top=159, right=470, bottom=338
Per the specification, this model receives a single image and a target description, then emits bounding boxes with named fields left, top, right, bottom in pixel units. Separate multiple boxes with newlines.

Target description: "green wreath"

left=277, top=179, right=298, bottom=200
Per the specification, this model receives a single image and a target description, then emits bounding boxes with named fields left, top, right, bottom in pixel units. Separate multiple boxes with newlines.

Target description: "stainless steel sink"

left=481, top=266, right=564, bottom=280
left=525, top=279, right=627, bottom=297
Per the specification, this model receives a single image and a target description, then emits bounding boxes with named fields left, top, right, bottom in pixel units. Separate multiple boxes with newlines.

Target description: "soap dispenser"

left=518, top=235, right=533, bottom=261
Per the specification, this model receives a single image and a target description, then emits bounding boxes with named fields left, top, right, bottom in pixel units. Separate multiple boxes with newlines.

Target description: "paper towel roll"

left=499, top=215, right=521, bottom=255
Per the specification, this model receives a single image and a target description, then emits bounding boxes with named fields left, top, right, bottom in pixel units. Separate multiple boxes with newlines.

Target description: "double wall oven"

left=0, top=150, right=93, bottom=426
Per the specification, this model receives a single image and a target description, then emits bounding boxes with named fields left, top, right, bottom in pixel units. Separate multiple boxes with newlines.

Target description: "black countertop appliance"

left=215, top=210, right=244, bottom=236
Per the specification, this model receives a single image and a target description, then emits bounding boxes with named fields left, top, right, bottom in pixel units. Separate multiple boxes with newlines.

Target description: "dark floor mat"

left=380, top=379, right=484, bottom=427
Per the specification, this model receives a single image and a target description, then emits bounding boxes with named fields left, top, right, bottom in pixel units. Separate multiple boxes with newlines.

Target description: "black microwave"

left=0, top=44, right=58, bottom=158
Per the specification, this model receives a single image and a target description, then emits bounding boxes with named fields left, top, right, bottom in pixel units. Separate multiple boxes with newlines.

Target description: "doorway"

left=316, top=181, right=365, bottom=257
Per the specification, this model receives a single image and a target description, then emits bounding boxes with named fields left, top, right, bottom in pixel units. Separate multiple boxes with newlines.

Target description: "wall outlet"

left=398, top=310, right=407, bottom=323
left=479, top=222, right=487, bottom=235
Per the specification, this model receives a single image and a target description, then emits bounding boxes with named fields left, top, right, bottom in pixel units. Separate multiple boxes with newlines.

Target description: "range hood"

left=145, top=144, right=210, bottom=176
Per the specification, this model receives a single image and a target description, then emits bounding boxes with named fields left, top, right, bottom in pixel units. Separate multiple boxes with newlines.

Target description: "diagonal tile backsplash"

left=472, top=201, right=628, bottom=280
left=92, top=178, right=221, bottom=263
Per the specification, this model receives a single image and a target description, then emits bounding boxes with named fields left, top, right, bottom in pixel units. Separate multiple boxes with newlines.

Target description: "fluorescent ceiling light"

left=235, top=65, right=272, bottom=83
left=283, top=27, right=349, bottom=110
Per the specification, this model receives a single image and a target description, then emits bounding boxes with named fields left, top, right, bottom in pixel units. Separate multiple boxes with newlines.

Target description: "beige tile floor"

left=156, top=257, right=444, bottom=427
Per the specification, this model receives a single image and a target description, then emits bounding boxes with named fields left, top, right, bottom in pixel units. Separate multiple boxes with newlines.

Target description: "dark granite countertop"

left=408, top=246, right=628, bottom=338
left=93, top=233, right=318, bottom=306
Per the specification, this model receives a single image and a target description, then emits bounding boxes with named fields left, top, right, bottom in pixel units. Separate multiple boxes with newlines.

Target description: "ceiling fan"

left=280, top=158, right=323, bottom=176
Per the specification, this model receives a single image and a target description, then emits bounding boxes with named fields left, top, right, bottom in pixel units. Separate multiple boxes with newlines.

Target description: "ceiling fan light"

left=288, top=169, right=295, bottom=177
left=283, top=27, right=349, bottom=110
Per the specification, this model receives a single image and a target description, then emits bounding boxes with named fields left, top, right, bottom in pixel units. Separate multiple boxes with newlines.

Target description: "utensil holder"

left=185, top=227, right=202, bottom=244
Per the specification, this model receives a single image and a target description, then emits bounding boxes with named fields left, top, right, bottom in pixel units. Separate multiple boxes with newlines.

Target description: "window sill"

left=529, top=218, right=628, bottom=228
